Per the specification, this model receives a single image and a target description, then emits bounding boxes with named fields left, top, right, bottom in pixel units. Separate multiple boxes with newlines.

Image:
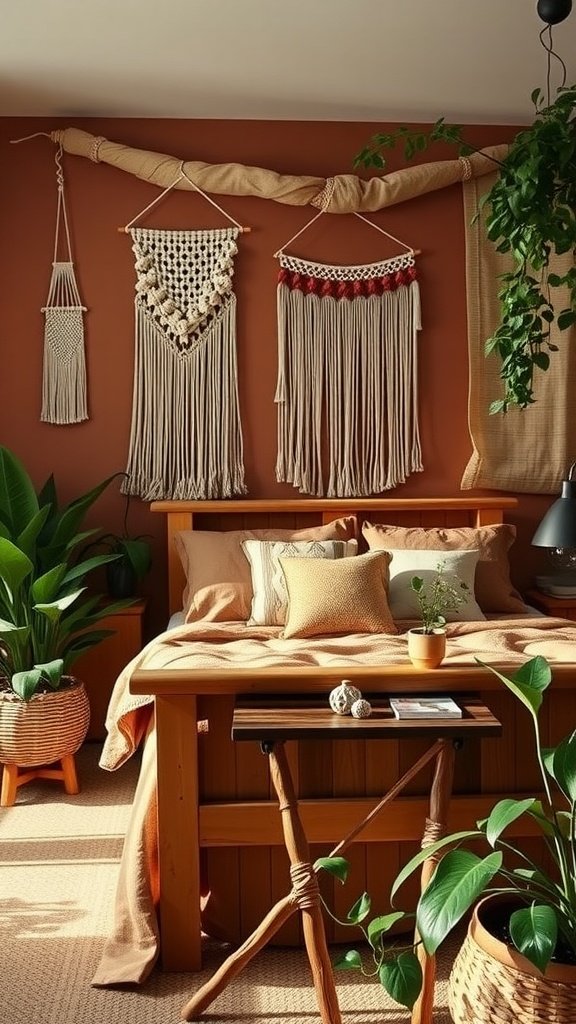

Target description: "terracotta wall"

left=0, top=117, right=557, bottom=635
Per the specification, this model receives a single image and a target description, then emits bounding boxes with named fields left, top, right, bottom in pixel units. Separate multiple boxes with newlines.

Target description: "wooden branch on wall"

left=45, top=127, right=508, bottom=214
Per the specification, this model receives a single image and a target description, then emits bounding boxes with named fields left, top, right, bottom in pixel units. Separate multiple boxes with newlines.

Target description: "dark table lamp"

left=533, top=461, right=576, bottom=592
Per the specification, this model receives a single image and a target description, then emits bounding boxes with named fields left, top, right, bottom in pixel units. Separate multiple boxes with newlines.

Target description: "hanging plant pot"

left=449, top=895, right=576, bottom=1024
left=106, top=559, right=138, bottom=598
left=407, top=628, right=446, bottom=669
left=0, top=678, right=90, bottom=768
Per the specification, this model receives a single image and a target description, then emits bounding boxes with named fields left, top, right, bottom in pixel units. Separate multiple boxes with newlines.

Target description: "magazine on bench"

left=389, top=696, right=462, bottom=719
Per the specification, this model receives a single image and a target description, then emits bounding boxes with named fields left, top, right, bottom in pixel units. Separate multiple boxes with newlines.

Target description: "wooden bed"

left=129, top=496, right=576, bottom=974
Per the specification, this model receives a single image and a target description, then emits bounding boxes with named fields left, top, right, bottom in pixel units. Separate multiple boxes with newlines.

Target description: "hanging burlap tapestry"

left=275, top=251, right=422, bottom=497
left=123, top=227, right=246, bottom=500
left=41, top=146, right=88, bottom=424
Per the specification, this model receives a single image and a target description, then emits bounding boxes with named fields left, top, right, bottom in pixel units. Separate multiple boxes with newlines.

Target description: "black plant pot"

left=106, top=561, right=137, bottom=598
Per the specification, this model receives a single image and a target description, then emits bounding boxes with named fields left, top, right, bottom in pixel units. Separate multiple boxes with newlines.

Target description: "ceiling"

left=2, top=0, right=576, bottom=124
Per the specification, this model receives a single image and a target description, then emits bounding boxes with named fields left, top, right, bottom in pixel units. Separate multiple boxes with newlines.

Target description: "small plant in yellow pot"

left=407, top=560, right=470, bottom=669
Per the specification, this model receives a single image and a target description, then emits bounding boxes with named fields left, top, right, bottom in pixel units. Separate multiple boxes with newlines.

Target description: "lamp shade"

left=532, top=464, right=576, bottom=548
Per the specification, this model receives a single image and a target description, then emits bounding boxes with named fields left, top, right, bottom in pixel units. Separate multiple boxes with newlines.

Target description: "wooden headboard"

left=150, top=497, right=518, bottom=615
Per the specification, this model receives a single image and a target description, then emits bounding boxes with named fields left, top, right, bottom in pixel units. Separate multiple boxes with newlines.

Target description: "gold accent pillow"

left=242, top=538, right=358, bottom=625
left=362, top=521, right=525, bottom=614
left=279, top=550, right=397, bottom=639
left=175, top=516, right=358, bottom=622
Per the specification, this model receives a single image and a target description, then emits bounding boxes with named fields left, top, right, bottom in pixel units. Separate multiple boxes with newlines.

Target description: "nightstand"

left=74, top=600, right=147, bottom=740
left=525, top=589, right=576, bottom=622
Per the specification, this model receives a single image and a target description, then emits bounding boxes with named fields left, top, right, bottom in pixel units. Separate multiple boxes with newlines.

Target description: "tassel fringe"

left=276, top=278, right=422, bottom=497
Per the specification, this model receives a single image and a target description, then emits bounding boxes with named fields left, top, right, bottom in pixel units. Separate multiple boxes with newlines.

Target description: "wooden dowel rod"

left=116, top=225, right=252, bottom=233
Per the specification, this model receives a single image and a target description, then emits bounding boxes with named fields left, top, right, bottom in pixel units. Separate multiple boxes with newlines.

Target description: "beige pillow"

left=175, top=516, right=357, bottom=622
left=362, top=521, right=525, bottom=614
left=279, top=550, right=397, bottom=639
left=242, top=538, right=358, bottom=625
left=387, top=548, right=485, bottom=621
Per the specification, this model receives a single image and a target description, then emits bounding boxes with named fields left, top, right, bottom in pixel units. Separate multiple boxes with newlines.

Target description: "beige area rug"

left=0, top=744, right=458, bottom=1024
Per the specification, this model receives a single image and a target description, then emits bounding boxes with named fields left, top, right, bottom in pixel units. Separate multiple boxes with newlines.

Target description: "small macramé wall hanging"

left=120, top=170, right=249, bottom=500
left=41, top=145, right=88, bottom=424
left=274, top=207, right=423, bottom=497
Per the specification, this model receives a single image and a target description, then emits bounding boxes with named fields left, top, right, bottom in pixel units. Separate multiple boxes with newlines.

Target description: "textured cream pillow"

left=174, top=516, right=358, bottom=622
left=362, top=521, right=524, bottom=614
left=279, top=550, right=397, bottom=639
left=242, top=538, right=358, bottom=625
left=387, top=548, right=485, bottom=621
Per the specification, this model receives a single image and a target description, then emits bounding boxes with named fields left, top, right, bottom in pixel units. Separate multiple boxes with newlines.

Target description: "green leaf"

left=334, top=949, right=362, bottom=970
left=390, top=831, right=480, bottom=901
left=31, top=564, right=67, bottom=604
left=314, top=856, right=349, bottom=884
left=34, top=589, right=84, bottom=623
left=509, top=904, right=557, bottom=974
left=416, top=849, right=503, bottom=955
left=367, top=912, right=406, bottom=947
left=16, top=504, right=51, bottom=559
left=61, top=553, right=120, bottom=585
left=379, top=952, right=423, bottom=1010
left=532, top=352, right=550, bottom=372
left=0, top=446, right=39, bottom=536
left=545, top=730, right=576, bottom=802
left=475, top=657, right=550, bottom=723
left=558, top=310, right=576, bottom=330
left=0, top=536, right=33, bottom=596
left=121, top=538, right=151, bottom=579
left=35, top=659, right=64, bottom=689
left=44, top=473, right=121, bottom=555
left=12, top=668, right=43, bottom=701
left=485, top=798, right=536, bottom=847
left=347, top=892, right=371, bottom=924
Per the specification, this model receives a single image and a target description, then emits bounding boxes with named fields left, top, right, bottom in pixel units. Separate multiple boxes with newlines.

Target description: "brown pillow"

left=361, top=521, right=524, bottom=614
left=279, top=550, right=397, bottom=639
left=175, top=516, right=357, bottom=622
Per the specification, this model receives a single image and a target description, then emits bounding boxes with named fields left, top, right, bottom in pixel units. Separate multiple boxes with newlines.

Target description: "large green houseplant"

left=0, top=445, right=127, bottom=701
left=319, top=655, right=576, bottom=1014
left=356, top=84, right=576, bottom=411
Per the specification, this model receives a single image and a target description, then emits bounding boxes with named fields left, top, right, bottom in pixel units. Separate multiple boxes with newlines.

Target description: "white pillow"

left=387, top=548, right=485, bottom=622
left=242, top=538, right=358, bottom=625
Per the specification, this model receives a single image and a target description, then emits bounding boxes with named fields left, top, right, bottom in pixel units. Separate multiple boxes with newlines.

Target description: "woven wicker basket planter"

left=0, top=679, right=90, bottom=767
left=449, top=896, right=576, bottom=1024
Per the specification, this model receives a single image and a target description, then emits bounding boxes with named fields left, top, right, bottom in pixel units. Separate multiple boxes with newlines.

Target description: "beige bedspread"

left=93, top=615, right=576, bottom=986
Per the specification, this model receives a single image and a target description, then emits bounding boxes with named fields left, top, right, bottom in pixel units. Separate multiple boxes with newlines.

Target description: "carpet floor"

left=0, top=744, right=458, bottom=1024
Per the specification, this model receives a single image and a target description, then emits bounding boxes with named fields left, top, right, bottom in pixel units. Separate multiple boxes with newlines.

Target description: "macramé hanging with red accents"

left=275, top=251, right=423, bottom=497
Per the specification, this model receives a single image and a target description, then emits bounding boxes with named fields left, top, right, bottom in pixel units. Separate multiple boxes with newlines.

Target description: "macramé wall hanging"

left=274, top=210, right=423, bottom=497
left=123, top=225, right=246, bottom=500
left=120, top=171, right=249, bottom=501
left=41, top=146, right=88, bottom=424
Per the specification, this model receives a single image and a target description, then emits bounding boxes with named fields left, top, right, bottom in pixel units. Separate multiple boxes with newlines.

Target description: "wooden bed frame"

left=130, top=497, right=576, bottom=974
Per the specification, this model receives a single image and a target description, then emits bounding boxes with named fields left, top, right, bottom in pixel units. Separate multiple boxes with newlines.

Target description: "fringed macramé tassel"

left=41, top=146, right=88, bottom=424
left=275, top=252, right=422, bottom=497
left=123, top=227, right=246, bottom=500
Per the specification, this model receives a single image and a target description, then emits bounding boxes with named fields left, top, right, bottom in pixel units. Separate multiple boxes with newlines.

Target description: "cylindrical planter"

left=0, top=679, right=90, bottom=767
left=449, top=895, right=576, bottom=1024
left=407, top=627, right=446, bottom=669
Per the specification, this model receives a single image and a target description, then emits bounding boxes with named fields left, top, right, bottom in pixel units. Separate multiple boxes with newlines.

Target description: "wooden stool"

left=0, top=753, right=79, bottom=807
left=181, top=696, right=501, bottom=1024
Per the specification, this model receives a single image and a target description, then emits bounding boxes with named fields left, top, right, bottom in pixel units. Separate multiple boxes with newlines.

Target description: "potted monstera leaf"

left=0, top=446, right=129, bottom=796
left=319, top=655, right=576, bottom=1022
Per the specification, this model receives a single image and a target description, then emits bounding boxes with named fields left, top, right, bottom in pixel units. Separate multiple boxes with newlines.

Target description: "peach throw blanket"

left=92, top=616, right=576, bottom=986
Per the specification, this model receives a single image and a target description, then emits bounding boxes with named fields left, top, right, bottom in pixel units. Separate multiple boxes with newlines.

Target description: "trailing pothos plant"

left=355, top=85, right=576, bottom=411
left=317, top=655, right=576, bottom=1010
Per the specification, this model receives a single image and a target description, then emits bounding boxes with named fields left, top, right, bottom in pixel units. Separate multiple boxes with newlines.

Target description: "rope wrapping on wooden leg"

left=289, top=861, right=321, bottom=909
